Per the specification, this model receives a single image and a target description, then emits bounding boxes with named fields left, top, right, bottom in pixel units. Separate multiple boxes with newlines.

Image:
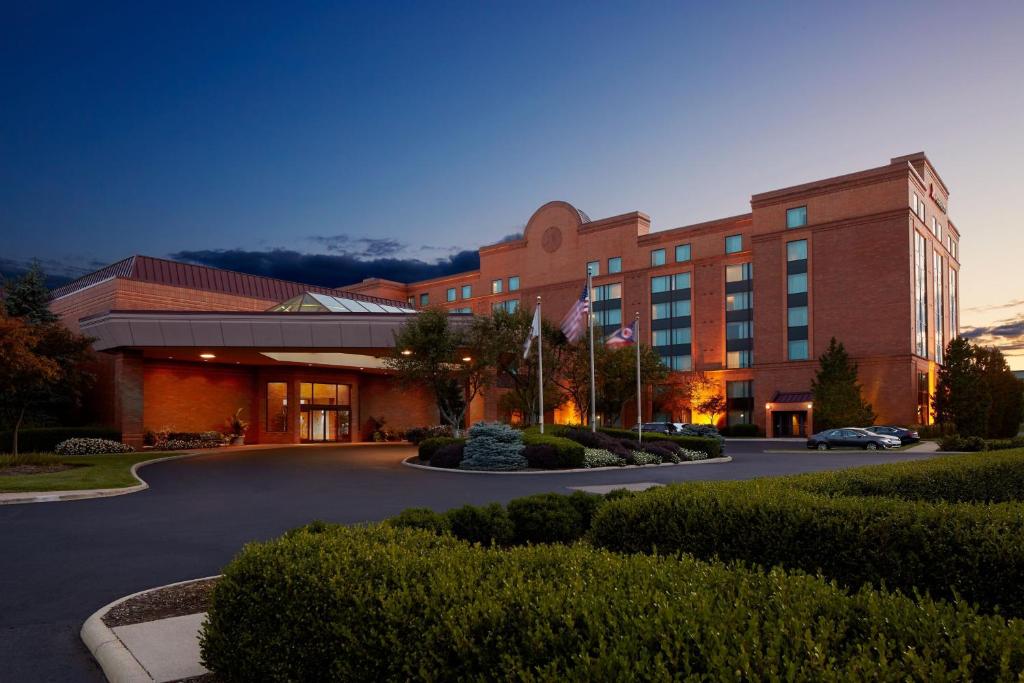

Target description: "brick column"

left=113, top=351, right=145, bottom=446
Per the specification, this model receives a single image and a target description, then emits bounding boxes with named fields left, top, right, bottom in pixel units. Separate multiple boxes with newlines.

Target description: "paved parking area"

left=0, top=440, right=933, bottom=681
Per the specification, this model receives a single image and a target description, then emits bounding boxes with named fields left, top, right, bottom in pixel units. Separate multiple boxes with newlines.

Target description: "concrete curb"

left=401, top=454, right=732, bottom=474
left=80, top=575, right=220, bottom=683
left=0, top=452, right=207, bottom=506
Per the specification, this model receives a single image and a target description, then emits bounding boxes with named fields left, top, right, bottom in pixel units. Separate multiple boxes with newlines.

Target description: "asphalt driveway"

left=0, top=441, right=933, bottom=681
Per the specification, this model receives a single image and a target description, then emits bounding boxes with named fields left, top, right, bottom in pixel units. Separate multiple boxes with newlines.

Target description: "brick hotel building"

left=52, top=153, right=959, bottom=443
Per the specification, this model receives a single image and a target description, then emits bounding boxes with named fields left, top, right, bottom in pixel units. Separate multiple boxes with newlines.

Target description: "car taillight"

left=910, top=432, right=919, bottom=438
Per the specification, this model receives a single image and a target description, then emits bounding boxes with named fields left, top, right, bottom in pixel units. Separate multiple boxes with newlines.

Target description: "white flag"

left=522, top=305, right=541, bottom=358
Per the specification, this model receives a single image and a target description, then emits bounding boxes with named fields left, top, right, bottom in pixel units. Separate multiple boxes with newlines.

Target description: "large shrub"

left=387, top=507, right=450, bottom=535
left=521, top=431, right=585, bottom=469
left=53, top=438, right=134, bottom=455
left=0, top=427, right=120, bottom=453
left=417, top=436, right=464, bottom=461
left=403, top=425, right=453, bottom=445
left=459, top=422, right=527, bottom=471
left=583, top=448, right=623, bottom=468
left=589, top=478, right=1024, bottom=616
left=201, top=525, right=1024, bottom=681
left=429, top=442, right=464, bottom=468
left=790, top=450, right=1024, bottom=504
left=445, top=503, right=514, bottom=546
left=506, top=492, right=597, bottom=544
left=940, top=434, right=986, bottom=452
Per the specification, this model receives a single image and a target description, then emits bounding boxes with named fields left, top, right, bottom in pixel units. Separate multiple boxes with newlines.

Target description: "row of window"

left=913, top=192, right=958, bottom=259
left=787, top=238, right=809, bottom=361
left=430, top=277, right=522, bottom=305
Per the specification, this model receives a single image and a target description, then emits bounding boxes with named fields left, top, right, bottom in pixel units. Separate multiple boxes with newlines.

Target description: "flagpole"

left=587, top=266, right=597, bottom=433
left=537, top=296, right=544, bottom=434
left=636, top=312, right=642, bottom=444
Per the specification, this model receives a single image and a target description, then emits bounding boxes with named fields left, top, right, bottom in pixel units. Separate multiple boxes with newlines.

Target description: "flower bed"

left=54, top=438, right=135, bottom=456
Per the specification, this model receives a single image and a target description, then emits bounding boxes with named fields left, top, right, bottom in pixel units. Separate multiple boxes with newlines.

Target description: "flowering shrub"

left=164, top=438, right=223, bottom=451
left=630, top=450, right=662, bottom=466
left=679, top=448, right=709, bottom=461
left=583, top=448, right=624, bottom=468
left=459, top=422, right=527, bottom=471
left=55, top=438, right=135, bottom=456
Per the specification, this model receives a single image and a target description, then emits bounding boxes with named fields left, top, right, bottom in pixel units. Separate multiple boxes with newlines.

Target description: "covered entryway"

left=765, top=391, right=814, bottom=438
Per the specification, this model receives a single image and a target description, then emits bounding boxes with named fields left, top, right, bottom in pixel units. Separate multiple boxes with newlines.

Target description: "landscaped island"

left=411, top=421, right=725, bottom=471
left=200, top=448, right=1024, bottom=680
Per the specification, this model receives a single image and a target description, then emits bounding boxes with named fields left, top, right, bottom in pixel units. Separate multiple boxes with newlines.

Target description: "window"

left=446, top=288, right=456, bottom=302
left=300, top=383, right=351, bottom=406
left=912, top=193, right=919, bottom=215
left=407, top=295, right=415, bottom=306
left=653, top=329, right=671, bottom=347
left=461, top=284, right=472, bottom=299
left=266, top=382, right=288, bottom=432
left=934, top=252, right=944, bottom=365
left=725, top=234, right=743, bottom=253
left=787, top=306, right=808, bottom=326
left=787, top=273, right=807, bottom=294
left=917, top=197, right=925, bottom=221
left=675, top=244, right=691, bottom=262
left=727, top=380, right=753, bottom=398
left=607, top=256, right=622, bottom=274
left=419, top=292, right=429, bottom=306
left=651, top=275, right=671, bottom=293
left=931, top=216, right=941, bottom=239
left=671, top=300, right=691, bottom=317
left=788, top=339, right=809, bottom=361
left=726, top=350, right=752, bottom=369
left=651, top=249, right=666, bottom=267
left=787, top=240, right=807, bottom=261
left=587, top=261, right=600, bottom=276
left=491, top=279, right=503, bottom=294
left=674, top=272, right=691, bottom=289
left=726, top=321, right=752, bottom=340
left=449, top=307, right=472, bottom=314
left=726, top=291, right=753, bottom=311
left=593, top=283, right=622, bottom=301
left=786, top=206, right=808, bottom=229
left=914, top=232, right=928, bottom=357
left=661, top=355, right=692, bottom=371
left=950, top=268, right=957, bottom=336
left=726, top=263, right=753, bottom=282
left=491, top=299, right=518, bottom=313
left=672, top=327, right=691, bottom=344
left=593, top=307, right=621, bottom=326
left=651, top=303, right=671, bottom=320
left=508, top=276, right=520, bottom=292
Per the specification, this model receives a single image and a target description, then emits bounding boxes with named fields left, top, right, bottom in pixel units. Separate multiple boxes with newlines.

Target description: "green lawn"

left=0, top=452, right=180, bottom=493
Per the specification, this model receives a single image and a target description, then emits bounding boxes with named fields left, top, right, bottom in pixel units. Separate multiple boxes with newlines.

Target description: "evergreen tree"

left=976, top=346, right=1023, bottom=438
left=810, top=337, right=875, bottom=431
left=2, top=263, right=57, bottom=324
left=935, top=337, right=990, bottom=437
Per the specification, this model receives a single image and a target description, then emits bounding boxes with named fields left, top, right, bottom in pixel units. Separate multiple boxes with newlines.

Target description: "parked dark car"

left=631, top=422, right=677, bottom=434
left=864, top=425, right=920, bottom=444
left=806, top=427, right=901, bottom=451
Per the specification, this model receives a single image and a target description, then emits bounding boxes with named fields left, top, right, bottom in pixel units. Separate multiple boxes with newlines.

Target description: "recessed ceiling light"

left=200, top=353, right=216, bottom=359
left=462, top=356, right=472, bottom=362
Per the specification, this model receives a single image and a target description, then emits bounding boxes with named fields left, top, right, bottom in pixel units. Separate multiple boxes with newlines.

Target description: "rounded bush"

left=521, top=431, right=585, bottom=469
left=459, top=422, right=526, bottom=471
left=583, top=448, right=623, bottom=468
left=54, top=438, right=134, bottom=456
left=387, top=508, right=450, bottom=534
left=445, top=503, right=514, bottom=546
left=201, top=525, right=1024, bottom=681
left=429, top=442, right=464, bottom=468
left=418, top=436, right=464, bottom=461
left=506, top=493, right=588, bottom=544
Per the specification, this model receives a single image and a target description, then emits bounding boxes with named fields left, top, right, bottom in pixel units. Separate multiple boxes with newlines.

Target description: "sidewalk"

left=110, top=612, right=209, bottom=682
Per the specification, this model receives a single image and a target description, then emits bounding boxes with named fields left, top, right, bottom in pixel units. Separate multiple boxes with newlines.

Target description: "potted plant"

left=226, top=409, right=249, bottom=446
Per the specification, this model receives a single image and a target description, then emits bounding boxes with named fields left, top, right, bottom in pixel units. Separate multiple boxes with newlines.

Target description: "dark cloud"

left=169, top=248, right=481, bottom=288
left=0, top=257, right=96, bottom=289
left=497, top=231, right=524, bottom=243
left=306, top=234, right=405, bottom=258
left=964, top=298, right=1024, bottom=313
left=961, top=315, right=1024, bottom=355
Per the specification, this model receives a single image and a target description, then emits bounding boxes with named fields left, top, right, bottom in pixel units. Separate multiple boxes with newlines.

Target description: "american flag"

left=560, top=284, right=590, bottom=342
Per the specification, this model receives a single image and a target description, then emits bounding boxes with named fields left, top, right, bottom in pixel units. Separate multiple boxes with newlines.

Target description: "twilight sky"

left=2, top=1, right=1022, bottom=367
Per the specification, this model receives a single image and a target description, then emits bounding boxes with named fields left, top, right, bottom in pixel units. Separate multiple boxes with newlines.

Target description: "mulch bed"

left=0, top=464, right=75, bottom=476
left=103, top=577, right=219, bottom=628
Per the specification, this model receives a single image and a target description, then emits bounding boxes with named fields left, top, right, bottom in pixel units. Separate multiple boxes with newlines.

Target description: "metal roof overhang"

left=79, top=310, right=425, bottom=353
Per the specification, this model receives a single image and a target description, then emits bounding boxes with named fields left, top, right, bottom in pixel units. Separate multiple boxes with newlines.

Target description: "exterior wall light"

left=401, top=349, right=413, bottom=356
left=200, top=353, right=216, bottom=359
left=462, top=356, right=472, bottom=362
left=806, top=403, right=813, bottom=409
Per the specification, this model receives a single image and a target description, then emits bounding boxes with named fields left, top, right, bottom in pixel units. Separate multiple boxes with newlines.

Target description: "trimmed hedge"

left=789, top=450, right=1024, bottom=503
left=417, top=436, right=464, bottom=461
left=598, top=426, right=723, bottom=458
left=0, top=427, right=120, bottom=453
left=521, top=430, right=585, bottom=469
left=589, top=478, right=1024, bottom=616
left=429, top=442, right=464, bottom=468
left=201, top=525, right=1024, bottom=681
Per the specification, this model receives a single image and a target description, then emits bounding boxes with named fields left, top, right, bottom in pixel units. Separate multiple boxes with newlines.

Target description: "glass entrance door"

left=300, top=407, right=351, bottom=442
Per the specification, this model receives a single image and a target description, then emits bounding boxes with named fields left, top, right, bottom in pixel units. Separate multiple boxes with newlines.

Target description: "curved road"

left=0, top=441, right=931, bottom=681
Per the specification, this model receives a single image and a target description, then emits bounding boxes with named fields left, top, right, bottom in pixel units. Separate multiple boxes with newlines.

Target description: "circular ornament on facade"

left=541, top=226, right=562, bottom=253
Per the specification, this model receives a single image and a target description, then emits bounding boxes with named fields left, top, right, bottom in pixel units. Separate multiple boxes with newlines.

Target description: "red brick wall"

left=359, top=376, right=437, bottom=437
left=143, top=361, right=258, bottom=437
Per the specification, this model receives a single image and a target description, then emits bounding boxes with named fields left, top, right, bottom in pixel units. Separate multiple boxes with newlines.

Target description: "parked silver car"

left=806, top=427, right=901, bottom=450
